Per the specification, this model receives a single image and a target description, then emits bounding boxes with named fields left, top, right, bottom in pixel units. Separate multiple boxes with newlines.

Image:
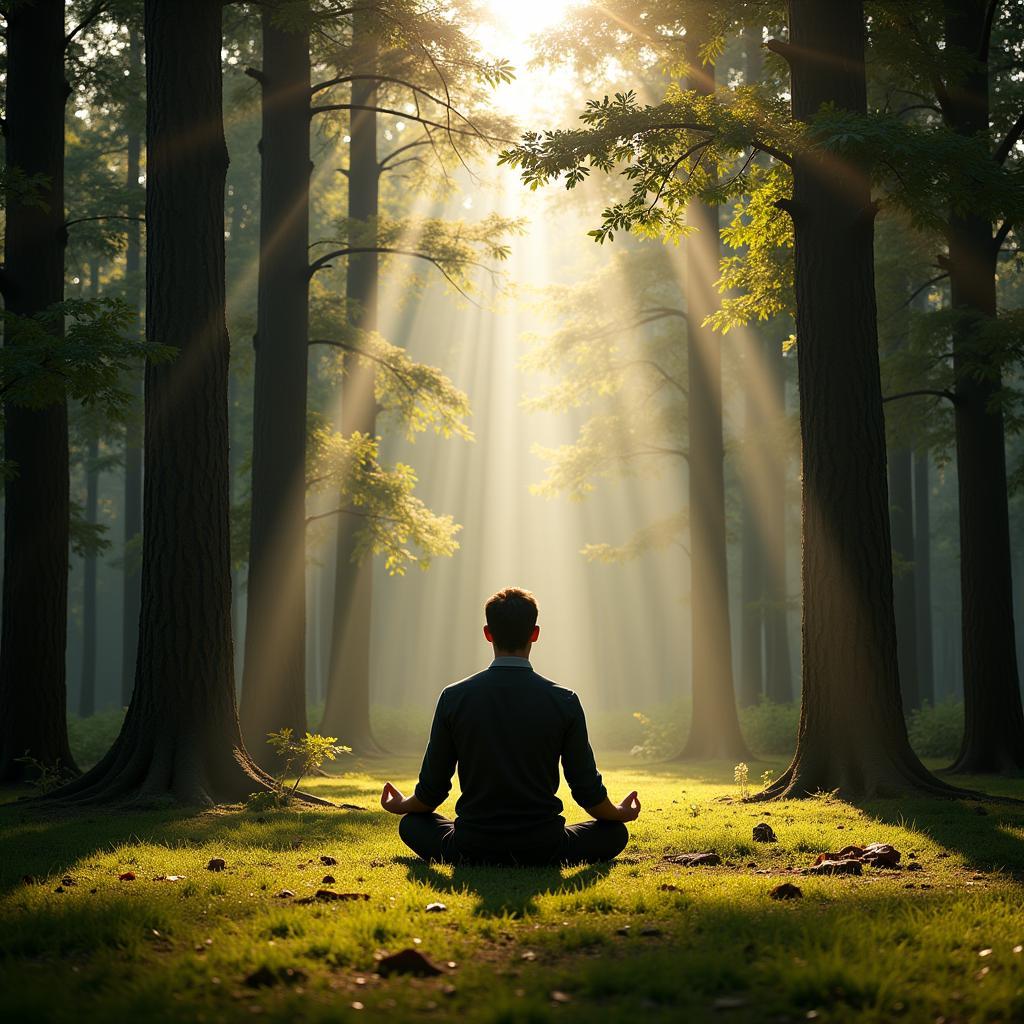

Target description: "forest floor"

left=1, top=757, right=1023, bottom=1024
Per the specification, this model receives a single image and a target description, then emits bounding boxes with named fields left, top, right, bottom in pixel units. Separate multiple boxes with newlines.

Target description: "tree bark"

left=676, top=22, right=749, bottom=760
left=942, top=0, right=1024, bottom=772
left=50, top=0, right=275, bottom=806
left=913, top=449, right=934, bottom=706
left=760, top=0, right=958, bottom=799
left=121, top=27, right=144, bottom=709
left=0, top=0, right=78, bottom=781
left=320, top=10, right=386, bottom=755
left=239, top=4, right=312, bottom=767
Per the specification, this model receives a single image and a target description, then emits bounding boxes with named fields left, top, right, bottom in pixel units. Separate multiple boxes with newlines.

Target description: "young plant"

left=734, top=762, right=750, bottom=800
left=265, top=729, right=351, bottom=805
left=760, top=769, right=775, bottom=790
left=14, top=755, right=73, bottom=793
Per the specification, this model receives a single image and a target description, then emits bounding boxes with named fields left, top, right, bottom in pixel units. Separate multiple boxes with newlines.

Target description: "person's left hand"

left=380, top=781, right=407, bottom=814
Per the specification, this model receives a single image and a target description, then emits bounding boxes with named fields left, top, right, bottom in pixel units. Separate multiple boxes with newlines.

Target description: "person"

left=380, top=587, right=641, bottom=866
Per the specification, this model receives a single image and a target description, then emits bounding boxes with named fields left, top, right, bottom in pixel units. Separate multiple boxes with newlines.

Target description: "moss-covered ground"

left=2, top=758, right=1023, bottom=1023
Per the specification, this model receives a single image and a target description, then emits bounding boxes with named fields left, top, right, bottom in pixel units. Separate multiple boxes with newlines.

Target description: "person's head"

left=483, top=587, right=540, bottom=657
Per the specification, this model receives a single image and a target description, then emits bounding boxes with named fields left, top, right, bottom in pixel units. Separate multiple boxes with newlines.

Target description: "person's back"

left=380, top=587, right=641, bottom=866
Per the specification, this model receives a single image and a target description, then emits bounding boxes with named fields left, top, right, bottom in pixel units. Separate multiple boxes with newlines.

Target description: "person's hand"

left=380, top=781, right=407, bottom=814
left=617, top=790, right=641, bottom=822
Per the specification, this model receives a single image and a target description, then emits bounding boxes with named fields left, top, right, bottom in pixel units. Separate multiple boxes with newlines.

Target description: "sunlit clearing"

left=484, top=0, right=578, bottom=32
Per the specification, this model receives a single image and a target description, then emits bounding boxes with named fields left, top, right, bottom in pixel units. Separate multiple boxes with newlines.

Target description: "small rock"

left=118, top=871, right=136, bottom=881
left=770, top=882, right=803, bottom=900
left=639, top=926, right=662, bottom=937
left=550, top=991, right=572, bottom=1004
left=520, top=950, right=537, bottom=961
left=806, top=859, right=862, bottom=876
left=752, top=823, right=777, bottom=843
left=616, top=926, right=631, bottom=936
left=244, top=965, right=307, bottom=988
left=322, top=875, right=336, bottom=884
left=61, top=876, right=75, bottom=886
left=663, top=852, right=721, bottom=867
left=274, top=889, right=296, bottom=898
left=425, top=902, right=447, bottom=913
left=206, top=858, right=226, bottom=872
left=376, top=948, right=442, bottom=977
left=54, top=885, right=65, bottom=893
left=659, top=883, right=680, bottom=891
left=320, top=855, right=338, bottom=866
left=907, top=862, right=923, bottom=872
left=746, top=862, right=757, bottom=869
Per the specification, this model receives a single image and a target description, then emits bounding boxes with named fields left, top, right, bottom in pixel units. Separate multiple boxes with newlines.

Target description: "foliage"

left=264, top=728, right=351, bottom=805
left=12, top=755, right=74, bottom=793
left=906, top=699, right=965, bottom=760
left=305, top=423, right=461, bottom=574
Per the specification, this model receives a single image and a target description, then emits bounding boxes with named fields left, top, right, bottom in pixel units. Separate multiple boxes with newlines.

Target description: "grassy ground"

left=2, top=757, right=1023, bottom=1023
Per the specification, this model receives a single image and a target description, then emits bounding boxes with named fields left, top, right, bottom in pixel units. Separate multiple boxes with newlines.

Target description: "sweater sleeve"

left=561, top=692, right=608, bottom=810
left=413, top=690, right=457, bottom=809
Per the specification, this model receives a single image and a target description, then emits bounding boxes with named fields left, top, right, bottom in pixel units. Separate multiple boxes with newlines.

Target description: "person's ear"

left=483, top=624, right=493, bottom=643
left=530, top=624, right=540, bottom=643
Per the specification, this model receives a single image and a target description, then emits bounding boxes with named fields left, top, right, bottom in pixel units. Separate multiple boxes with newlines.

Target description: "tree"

left=0, top=0, right=77, bottom=781
left=504, top=0, right=964, bottom=796
left=52, top=0, right=281, bottom=805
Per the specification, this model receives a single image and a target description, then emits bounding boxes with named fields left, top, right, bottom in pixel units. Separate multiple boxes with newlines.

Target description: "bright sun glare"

left=484, top=0, right=577, bottom=32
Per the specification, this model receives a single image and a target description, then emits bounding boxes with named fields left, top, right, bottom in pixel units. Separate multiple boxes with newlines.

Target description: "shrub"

left=907, top=699, right=963, bottom=759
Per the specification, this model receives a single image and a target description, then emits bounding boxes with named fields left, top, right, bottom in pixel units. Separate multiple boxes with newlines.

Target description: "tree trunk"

left=121, top=27, right=144, bottom=709
left=889, top=446, right=919, bottom=711
left=239, top=5, right=312, bottom=767
left=676, top=23, right=749, bottom=760
left=763, top=331, right=793, bottom=703
left=0, top=0, right=78, bottom=781
left=320, top=11, right=386, bottom=755
left=913, top=449, right=934, bottom=706
left=50, top=0, right=275, bottom=806
left=761, top=0, right=957, bottom=799
left=942, top=1, right=1024, bottom=773
left=79, top=436, right=99, bottom=719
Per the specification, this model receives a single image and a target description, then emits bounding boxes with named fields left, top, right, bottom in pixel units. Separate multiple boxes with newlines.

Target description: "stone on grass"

left=376, top=948, right=442, bottom=977
left=770, top=882, right=803, bottom=900
left=806, top=859, right=863, bottom=876
left=244, top=965, right=307, bottom=988
left=425, top=902, right=448, bottom=913
left=320, top=855, right=338, bottom=866
left=663, top=852, right=721, bottom=867
left=752, top=823, right=777, bottom=843
left=206, top=858, right=226, bottom=872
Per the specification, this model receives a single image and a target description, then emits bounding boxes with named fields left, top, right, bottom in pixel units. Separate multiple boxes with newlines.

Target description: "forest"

left=1, top=1, right=1023, bottom=1022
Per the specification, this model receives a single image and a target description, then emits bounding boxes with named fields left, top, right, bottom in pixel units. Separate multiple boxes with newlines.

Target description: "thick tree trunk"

left=50, top=0, right=276, bottom=806
left=889, top=446, right=920, bottom=711
left=320, top=12, right=386, bottom=755
left=239, top=6, right=312, bottom=767
left=676, top=25, right=749, bottom=760
left=80, top=438, right=100, bottom=718
left=0, top=0, right=78, bottom=781
left=121, top=28, right=144, bottom=709
left=942, top=1, right=1024, bottom=773
left=763, top=331, right=793, bottom=703
left=761, top=0, right=957, bottom=799
left=913, top=449, right=934, bottom=706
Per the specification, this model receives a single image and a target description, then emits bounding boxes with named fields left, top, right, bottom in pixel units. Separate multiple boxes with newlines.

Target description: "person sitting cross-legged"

left=380, top=586, right=641, bottom=866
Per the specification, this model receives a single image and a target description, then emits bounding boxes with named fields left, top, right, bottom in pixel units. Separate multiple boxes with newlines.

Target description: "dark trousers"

left=398, top=812, right=629, bottom=866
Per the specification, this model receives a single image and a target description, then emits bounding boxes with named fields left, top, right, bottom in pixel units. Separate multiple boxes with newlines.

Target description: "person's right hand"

left=617, top=790, right=641, bottom=821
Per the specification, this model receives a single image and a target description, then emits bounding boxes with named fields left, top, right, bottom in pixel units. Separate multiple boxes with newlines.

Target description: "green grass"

left=2, top=757, right=1023, bottom=1023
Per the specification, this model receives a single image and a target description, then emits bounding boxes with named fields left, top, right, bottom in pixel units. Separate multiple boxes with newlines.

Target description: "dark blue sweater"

left=413, top=658, right=608, bottom=848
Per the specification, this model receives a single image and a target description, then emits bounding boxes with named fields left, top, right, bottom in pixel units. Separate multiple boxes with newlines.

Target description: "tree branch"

left=994, top=110, right=1024, bottom=165
left=979, top=0, right=1000, bottom=61
left=882, top=388, right=958, bottom=406
left=308, top=338, right=417, bottom=394
left=311, top=103, right=511, bottom=145
left=66, top=1, right=107, bottom=47
left=65, top=214, right=145, bottom=230
left=993, top=218, right=1014, bottom=255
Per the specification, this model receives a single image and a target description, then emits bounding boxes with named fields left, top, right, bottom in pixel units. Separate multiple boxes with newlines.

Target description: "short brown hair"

left=485, top=587, right=538, bottom=652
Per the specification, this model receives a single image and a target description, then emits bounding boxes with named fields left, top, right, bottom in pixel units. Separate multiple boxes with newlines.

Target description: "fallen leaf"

left=805, top=859, right=862, bottom=876
left=206, top=858, right=226, bottom=872
left=713, top=996, right=748, bottom=1010
left=639, top=926, right=662, bottom=937
left=312, top=889, right=369, bottom=902
left=550, top=991, right=572, bottom=1004
left=274, top=889, right=296, bottom=899
left=425, top=902, right=447, bottom=913
left=659, top=883, right=680, bottom=891
left=119, top=871, right=136, bottom=882
left=376, top=948, right=442, bottom=977
left=61, top=876, right=75, bottom=886
left=521, top=951, right=537, bottom=961
left=320, top=855, right=338, bottom=866
left=322, top=875, right=336, bottom=884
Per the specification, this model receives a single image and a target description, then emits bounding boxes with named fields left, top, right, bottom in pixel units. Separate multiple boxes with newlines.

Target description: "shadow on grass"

left=0, top=801, right=379, bottom=895
left=400, top=854, right=614, bottom=918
